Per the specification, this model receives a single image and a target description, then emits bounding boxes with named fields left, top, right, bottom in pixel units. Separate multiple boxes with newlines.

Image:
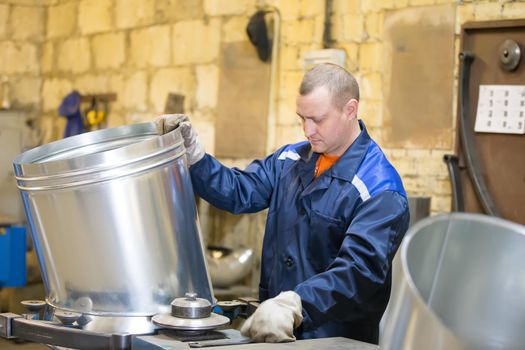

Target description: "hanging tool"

left=84, top=97, right=107, bottom=127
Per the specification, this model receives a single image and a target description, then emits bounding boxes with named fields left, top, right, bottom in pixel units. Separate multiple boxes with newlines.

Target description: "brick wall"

left=3, top=0, right=525, bottom=242
left=0, top=1, right=43, bottom=119
left=271, top=0, right=525, bottom=214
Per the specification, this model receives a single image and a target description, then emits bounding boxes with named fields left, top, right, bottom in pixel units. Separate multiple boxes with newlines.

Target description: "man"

left=155, top=63, right=410, bottom=344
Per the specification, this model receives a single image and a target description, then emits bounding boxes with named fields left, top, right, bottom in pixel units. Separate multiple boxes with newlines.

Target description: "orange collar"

left=314, top=154, right=340, bottom=178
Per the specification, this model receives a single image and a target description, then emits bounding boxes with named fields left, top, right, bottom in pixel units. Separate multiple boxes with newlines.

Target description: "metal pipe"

left=381, top=213, right=525, bottom=349
left=458, top=52, right=499, bottom=216
left=259, top=6, right=281, bottom=154
left=207, top=247, right=254, bottom=288
left=442, top=154, right=464, bottom=212
left=323, top=0, right=334, bottom=48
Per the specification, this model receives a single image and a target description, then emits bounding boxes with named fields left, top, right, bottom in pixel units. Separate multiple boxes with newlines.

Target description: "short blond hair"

left=299, top=63, right=359, bottom=109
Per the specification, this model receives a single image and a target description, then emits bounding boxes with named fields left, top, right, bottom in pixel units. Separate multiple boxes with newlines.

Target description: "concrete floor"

left=0, top=338, right=48, bottom=349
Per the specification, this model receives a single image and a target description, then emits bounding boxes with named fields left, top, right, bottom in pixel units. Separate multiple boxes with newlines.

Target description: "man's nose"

left=303, top=119, right=316, bottom=137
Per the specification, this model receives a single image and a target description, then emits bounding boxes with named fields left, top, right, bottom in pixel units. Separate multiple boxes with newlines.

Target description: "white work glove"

left=240, top=291, right=303, bottom=343
left=153, top=114, right=205, bottom=166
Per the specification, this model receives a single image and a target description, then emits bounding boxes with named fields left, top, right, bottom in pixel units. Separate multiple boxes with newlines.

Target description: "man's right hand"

left=240, top=291, right=303, bottom=343
left=153, top=114, right=205, bottom=165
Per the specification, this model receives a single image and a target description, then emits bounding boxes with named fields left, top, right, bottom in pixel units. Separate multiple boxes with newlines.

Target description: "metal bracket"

left=0, top=312, right=132, bottom=349
left=0, top=313, right=21, bottom=339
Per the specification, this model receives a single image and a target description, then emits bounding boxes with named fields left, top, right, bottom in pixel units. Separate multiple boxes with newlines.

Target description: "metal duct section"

left=381, top=213, right=525, bottom=349
left=13, top=123, right=213, bottom=334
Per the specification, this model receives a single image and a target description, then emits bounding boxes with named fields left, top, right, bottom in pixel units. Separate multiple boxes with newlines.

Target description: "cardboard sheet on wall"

left=383, top=5, right=455, bottom=149
left=215, top=41, right=271, bottom=158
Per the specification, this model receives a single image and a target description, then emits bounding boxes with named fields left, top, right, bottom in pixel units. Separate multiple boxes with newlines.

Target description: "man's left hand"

left=240, top=291, right=303, bottom=343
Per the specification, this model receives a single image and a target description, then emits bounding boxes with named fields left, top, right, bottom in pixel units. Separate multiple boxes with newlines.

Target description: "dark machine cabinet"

left=453, top=20, right=525, bottom=225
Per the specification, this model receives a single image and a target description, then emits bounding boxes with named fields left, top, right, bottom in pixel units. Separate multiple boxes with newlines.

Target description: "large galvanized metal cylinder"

left=13, top=123, right=213, bottom=333
left=381, top=213, right=525, bottom=349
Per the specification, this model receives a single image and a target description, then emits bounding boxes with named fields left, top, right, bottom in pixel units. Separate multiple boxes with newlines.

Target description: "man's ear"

left=343, top=99, right=358, bottom=120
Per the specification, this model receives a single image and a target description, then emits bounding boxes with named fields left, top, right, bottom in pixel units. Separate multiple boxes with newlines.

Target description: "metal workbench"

left=133, top=329, right=378, bottom=350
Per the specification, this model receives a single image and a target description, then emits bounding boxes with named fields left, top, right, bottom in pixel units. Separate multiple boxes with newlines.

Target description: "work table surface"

left=134, top=329, right=378, bottom=350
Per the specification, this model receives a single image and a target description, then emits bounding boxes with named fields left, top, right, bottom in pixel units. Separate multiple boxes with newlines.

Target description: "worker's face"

left=296, top=86, right=358, bottom=156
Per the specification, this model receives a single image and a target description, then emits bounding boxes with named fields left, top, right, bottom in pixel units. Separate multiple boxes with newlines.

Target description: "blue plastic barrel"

left=0, top=225, right=27, bottom=287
